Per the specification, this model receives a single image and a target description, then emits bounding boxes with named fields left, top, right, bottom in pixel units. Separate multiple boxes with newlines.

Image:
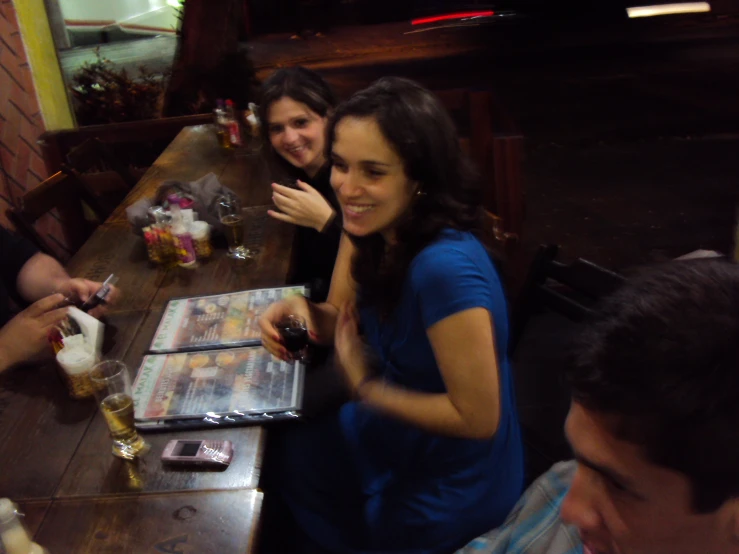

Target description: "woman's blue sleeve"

left=411, top=244, right=499, bottom=330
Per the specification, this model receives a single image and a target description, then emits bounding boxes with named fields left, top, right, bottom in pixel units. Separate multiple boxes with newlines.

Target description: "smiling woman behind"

left=258, top=67, right=341, bottom=301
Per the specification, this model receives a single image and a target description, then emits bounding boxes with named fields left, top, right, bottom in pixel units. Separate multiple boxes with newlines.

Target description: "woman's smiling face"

left=267, top=96, right=328, bottom=177
left=330, top=116, right=417, bottom=241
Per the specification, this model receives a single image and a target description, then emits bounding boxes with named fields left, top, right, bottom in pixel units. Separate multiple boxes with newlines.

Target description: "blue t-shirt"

left=339, top=229, right=524, bottom=552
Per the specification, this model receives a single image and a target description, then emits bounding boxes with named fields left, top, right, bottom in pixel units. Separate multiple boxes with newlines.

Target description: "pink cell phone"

left=161, top=439, right=233, bottom=467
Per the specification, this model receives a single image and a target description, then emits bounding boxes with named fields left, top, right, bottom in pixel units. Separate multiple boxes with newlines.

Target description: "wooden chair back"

left=435, top=88, right=525, bottom=245
left=436, top=88, right=525, bottom=290
left=480, top=209, right=518, bottom=260
left=64, top=138, right=138, bottom=190
left=6, top=172, right=88, bottom=257
left=510, top=244, right=625, bottom=353
left=5, top=169, right=118, bottom=258
left=38, top=114, right=213, bottom=177
left=61, top=138, right=141, bottom=222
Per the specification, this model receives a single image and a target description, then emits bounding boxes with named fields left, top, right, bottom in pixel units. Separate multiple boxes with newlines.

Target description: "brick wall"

left=0, top=0, right=69, bottom=258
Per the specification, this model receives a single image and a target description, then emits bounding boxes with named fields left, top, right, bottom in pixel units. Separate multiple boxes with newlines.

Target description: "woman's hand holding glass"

left=260, top=295, right=315, bottom=361
left=268, top=181, right=336, bottom=232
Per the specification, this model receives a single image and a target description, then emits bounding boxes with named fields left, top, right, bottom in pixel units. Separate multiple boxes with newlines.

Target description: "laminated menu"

left=132, top=346, right=303, bottom=423
left=149, top=285, right=307, bottom=354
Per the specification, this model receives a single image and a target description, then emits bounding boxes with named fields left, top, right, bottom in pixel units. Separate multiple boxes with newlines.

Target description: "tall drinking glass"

left=217, top=194, right=252, bottom=260
left=90, top=360, right=148, bottom=460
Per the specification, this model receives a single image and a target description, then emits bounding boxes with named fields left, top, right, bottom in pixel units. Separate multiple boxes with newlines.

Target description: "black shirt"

left=288, top=164, right=342, bottom=302
left=0, top=227, right=39, bottom=326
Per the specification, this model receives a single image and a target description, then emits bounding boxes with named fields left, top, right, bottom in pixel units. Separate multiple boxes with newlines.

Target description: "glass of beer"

left=90, top=360, right=148, bottom=460
left=217, top=194, right=253, bottom=260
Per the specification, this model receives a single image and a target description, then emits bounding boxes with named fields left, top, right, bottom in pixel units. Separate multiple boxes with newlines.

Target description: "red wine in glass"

left=276, top=315, right=308, bottom=360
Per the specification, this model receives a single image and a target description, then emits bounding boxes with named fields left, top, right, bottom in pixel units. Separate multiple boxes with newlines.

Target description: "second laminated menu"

left=149, top=285, right=307, bottom=354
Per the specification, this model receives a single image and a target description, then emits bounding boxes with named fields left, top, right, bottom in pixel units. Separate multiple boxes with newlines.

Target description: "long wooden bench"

left=39, top=114, right=213, bottom=175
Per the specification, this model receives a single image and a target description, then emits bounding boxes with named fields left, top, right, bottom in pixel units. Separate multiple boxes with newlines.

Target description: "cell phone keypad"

left=202, top=441, right=230, bottom=463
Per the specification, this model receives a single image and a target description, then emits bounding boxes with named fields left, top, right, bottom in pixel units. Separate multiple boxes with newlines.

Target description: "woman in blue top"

left=260, top=77, right=524, bottom=553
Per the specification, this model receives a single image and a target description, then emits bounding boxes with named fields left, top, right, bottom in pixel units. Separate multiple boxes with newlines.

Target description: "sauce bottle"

left=170, top=205, right=197, bottom=268
left=224, top=99, right=243, bottom=147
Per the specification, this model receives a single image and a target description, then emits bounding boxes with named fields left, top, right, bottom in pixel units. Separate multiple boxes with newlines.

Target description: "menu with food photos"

left=132, top=346, right=304, bottom=422
left=148, top=285, right=307, bottom=354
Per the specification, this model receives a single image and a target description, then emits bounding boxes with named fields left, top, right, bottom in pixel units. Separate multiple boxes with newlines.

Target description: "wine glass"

left=276, top=314, right=309, bottom=362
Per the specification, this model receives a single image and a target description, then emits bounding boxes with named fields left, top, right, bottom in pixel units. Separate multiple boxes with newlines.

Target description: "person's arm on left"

left=15, top=253, right=119, bottom=318
left=335, top=302, right=501, bottom=440
left=0, top=294, right=70, bottom=373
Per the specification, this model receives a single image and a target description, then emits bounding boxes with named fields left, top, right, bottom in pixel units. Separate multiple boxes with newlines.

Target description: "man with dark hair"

left=457, top=259, right=739, bottom=554
left=0, top=226, right=118, bottom=373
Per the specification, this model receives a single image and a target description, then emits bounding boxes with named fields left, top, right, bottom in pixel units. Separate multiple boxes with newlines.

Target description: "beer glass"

left=90, top=360, right=148, bottom=460
left=217, top=194, right=253, bottom=260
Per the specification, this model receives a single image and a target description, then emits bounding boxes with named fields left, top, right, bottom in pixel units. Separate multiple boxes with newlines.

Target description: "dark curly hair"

left=326, top=77, right=482, bottom=316
left=258, top=67, right=337, bottom=177
left=567, top=259, right=739, bottom=513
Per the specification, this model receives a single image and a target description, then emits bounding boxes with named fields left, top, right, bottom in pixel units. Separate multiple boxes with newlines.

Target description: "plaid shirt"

left=455, top=461, right=583, bottom=554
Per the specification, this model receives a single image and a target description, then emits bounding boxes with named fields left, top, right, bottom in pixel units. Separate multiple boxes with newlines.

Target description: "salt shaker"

left=191, top=221, right=212, bottom=259
left=0, top=498, right=49, bottom=554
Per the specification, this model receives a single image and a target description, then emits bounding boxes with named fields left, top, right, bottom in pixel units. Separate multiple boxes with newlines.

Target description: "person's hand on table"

left=57, top=278, right=121, bottom=319
left=334, top=302, right=372, bottom=395
left=268, top=181, right=336, bottom=232
left=0, top=294, right=69, bottom=373
left=259, top=295, right=315, bottom=361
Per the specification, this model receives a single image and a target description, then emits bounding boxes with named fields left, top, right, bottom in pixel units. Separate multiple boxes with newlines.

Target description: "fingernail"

left=308, top=331, right=318, bottom=340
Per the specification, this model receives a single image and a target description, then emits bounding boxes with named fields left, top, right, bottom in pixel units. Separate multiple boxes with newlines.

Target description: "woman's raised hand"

left=268, top=181, right=336, bottom=232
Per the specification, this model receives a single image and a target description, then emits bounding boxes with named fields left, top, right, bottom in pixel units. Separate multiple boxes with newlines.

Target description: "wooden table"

left=0, top=126, right=293, bottom=553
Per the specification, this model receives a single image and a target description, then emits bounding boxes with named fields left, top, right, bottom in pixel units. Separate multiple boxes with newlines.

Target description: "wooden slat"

left=492, top=134, right=525, bottom=239
left=34, top=490, right=263, bottom=554
left=547, top=259, right=625, bottom=299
